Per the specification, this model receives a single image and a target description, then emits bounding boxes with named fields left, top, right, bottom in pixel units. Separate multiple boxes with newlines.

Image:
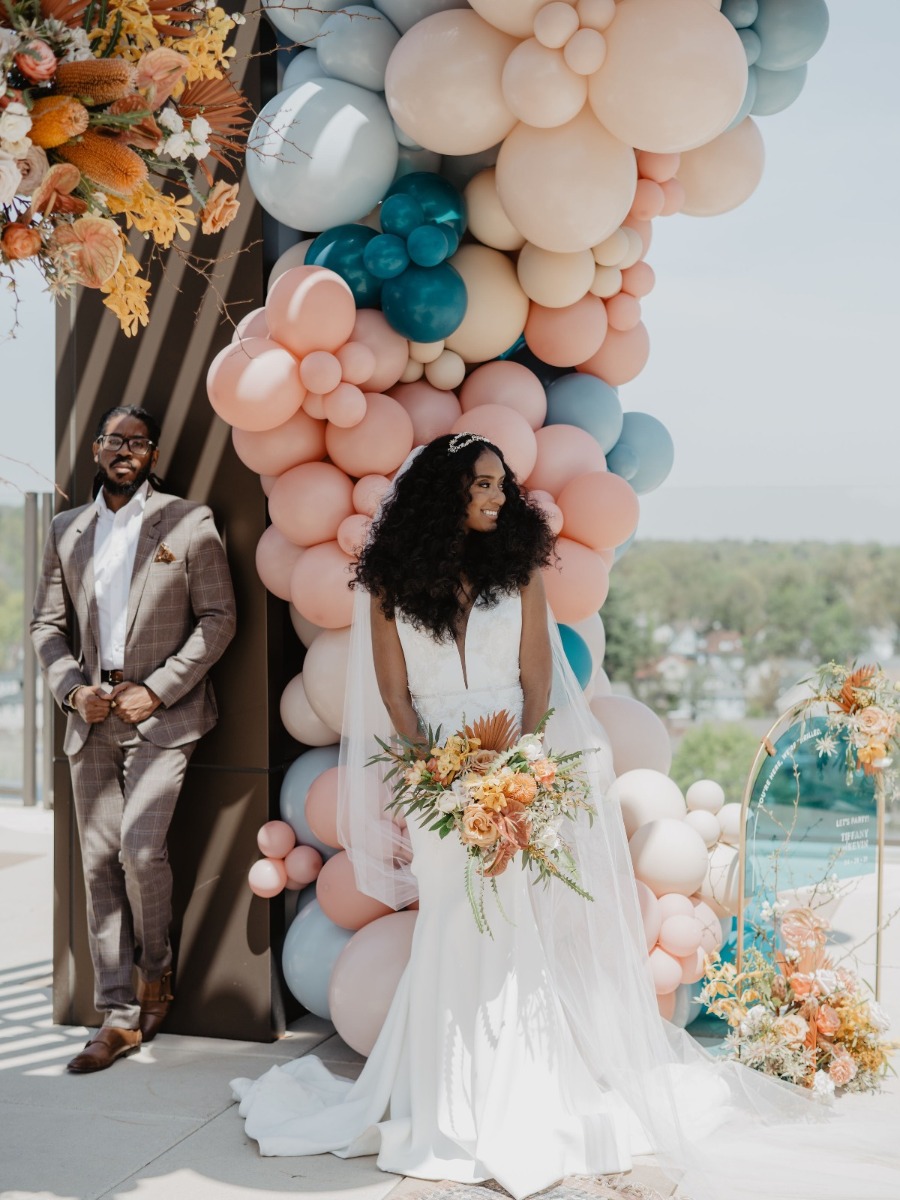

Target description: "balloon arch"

left=204, top=0, right=830, bottom=1049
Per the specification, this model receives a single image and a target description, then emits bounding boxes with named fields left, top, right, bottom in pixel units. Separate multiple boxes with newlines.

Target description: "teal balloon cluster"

left=723, top=0, right=829, bottom=125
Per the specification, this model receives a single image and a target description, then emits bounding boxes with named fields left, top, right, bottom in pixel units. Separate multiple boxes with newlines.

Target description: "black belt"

left=100, top=669, right=125, bottom=685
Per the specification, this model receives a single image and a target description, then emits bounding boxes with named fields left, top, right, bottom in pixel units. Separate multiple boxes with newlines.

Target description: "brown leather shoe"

left=67, top=1026, right=142, bottom=1073
left=137, top=970, right=174, bottom=1042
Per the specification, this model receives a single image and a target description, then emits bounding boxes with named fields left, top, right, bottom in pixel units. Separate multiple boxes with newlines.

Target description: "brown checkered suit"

left=31, top=487, right=236, bottom=1028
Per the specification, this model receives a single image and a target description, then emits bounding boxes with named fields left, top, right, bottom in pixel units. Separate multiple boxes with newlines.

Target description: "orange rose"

left=15, top=40, right=57, bottom=85
left=468, top=749, right=499, bottom=775
left=460, top=805, right=500, bottom=849
left=532, top=758, right=556, bottom=786
left=828, top=1048, right=857, bottom=1087
left=790, top=973, right=813, bottom=1000
left=816, top=1004, right=841, bottom=1038
left=1, top=222, right=42, bottom=261
left=199, top=180, right=240, bottom=235
left=502, top=772, right=538, bottom=805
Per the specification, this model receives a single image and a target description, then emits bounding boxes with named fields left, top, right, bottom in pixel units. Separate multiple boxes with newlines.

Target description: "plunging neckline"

left=454, top=592, right=479, bottom=690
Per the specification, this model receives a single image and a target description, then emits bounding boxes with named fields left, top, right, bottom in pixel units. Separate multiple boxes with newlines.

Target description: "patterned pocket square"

left=154, top=542, right=177, bottom=564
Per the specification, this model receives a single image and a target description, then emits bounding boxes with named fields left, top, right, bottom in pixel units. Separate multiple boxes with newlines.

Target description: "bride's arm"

left=370, top=596, right=422, bottom=743
left=519, top=571, right=553, bottom=735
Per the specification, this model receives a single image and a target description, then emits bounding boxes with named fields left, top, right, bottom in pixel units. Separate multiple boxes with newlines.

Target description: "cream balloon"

left=677, top=117, right=765, bottom=216
left=685, top=809, right=722, bottom=849
left=280, top=673, right=339, bottom=746
left=699, top=842, right=740, bottom=917
left=469, top=0, right=548, bottom=37
left=588, top=694, right=671, bottom=775
left=501, top=39, right=587, bottom=130
left=268, top=240, right=312, bottom=291
left=425, top=350, right=466, bottom=391
left=685, top=779, right=725, bottom=814
left=289, top=605, right=324, bottom=648
left=444, top=244, right=530, bottom=364
left=629, top=818, right=709, bottom=898
left=303, top=627, right=352, bottom=733
left=496, top=109, right=637, bottom=253
left=464, top=168, right=526, bottom=252
left=517, top=244, right=596, bottom=309
left=607, top=768, right=686, bottom=840
left=716, top=802, right=743, bottom=847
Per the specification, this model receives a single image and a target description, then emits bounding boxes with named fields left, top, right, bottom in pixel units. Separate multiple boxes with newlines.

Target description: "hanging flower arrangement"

left=0, top=0, right=250, bottom=334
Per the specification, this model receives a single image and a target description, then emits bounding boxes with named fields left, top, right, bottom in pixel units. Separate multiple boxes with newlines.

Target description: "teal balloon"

left=558, top=624, right=592, bottom=691
left=307, top=224, right=381, bottom=307
left=751, top=63, right=807, bottom=116
left=737, top=27, right=761, bottom=65
left=381, top=261, right=467, bottom=342
left=508, top=345, right=571, bottom=387
left=407, top=224, right=449, bottom=267
left=380, top=193, right=424, bottom=238
left=385, top=171, right=466, bottom=241
left=614, top=413, right=674, bottom=495
left=280, top=748, right=341, bottom=860
left=614, top=530, right=636, bottom=563
left=281, top=901, right=353, bottom=1019
left=726, top=66, right=759, bottom=130
left=364, top=233, right=410, bottom=280
left=544, top=374, right=623, bottom=453
left=722, top=0, right=758, bottom=28
left=606, top=441, right=639, bottom=482
left=753, top=0, right=829, bottom=71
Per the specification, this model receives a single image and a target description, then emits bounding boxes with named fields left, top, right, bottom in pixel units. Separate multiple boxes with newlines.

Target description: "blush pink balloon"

left=207, top=338, right=305, bottom=432
left=290, top=541, right=356, bottom=629
left=657, top=989, right=677, bottom=1020
left=628, top=178, right=665, bottom=221
left=649, top=945, right=683, bottom=995
left=256, top=526, right=304, bottom=601
left=637, top=151, right=681, bottom=183
left=350, top=310, right=409, bottom=392
left=657, top=893, right=695, bottom=921
left=268, top=461, right=355, bottom=548
left=621, top=261, right=656, bottom=299
left=266, top=266, right=357, bottom=357
left=316, top=850, right=394, bottom=930
left=280, top=673, right=339, bottom=747
left=578, top=322, right=650, bottom=386
left=542, top=537, right=610, bottom=624
left=459, top=361, right=547, bottom=431
left=524, top=295, right=608, bottom=368
left=605, top=292, right=642, bottom=332
left=390, top=381, right=462, bottom=444
left=623, top=217, right=653, bottom=258
left=260, top=474, right=277, bottom=496
left=525, top=425, right=607, bottom=497
left=303, top=393, right=327, bottom=420
left=305, top=766, right=342, bottom=850
left=232, top=306, right=269, bottom=341
left=635, top=879, right=661, bottom=953
left=679, top=947, right=707, bottom=985
left=232, top=408, right=326, bottom=476
left=558, top=471, right=640, bottom=551
left=284, top=844, right=324, bottom=890
left=324, top=383, right=368, bottom=429
left=337, top=341, right=377, bottom=386
left=352, top=474, right=392, bottom=516
left=326, top=392, right=415, bottom=477
left=300, top=350, right=343, bottom=395
left=329, top=911, right=418, bottom=1055
left=337, top=513, right=371, bottom=557
left=257, top=819, right=297, bottom=859
left=659, top=914, right=704, bottom=959
left=530, top=494, right=563, bottom=535
left=659, top=177, right=686, bottom=216
left=248, top=856, right=287, bottom=898
left=692, top=898, right=725, bottom=954
left=450, top=405, right=538, bottom=482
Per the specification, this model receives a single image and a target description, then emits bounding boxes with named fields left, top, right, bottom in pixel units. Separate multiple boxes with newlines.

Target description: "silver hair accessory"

left=447, top=432, right=491, bottom=455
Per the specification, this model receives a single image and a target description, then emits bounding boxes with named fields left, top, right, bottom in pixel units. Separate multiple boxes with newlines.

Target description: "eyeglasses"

left=98, top=434, right=155, bottom=456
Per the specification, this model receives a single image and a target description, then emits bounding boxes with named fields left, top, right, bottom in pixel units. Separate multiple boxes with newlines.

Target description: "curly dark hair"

left=354, top=434, right=555, bottom=641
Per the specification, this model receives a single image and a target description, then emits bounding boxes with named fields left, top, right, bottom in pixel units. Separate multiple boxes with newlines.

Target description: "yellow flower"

left=101, top=251, right=151, bottom=337
left=107, top=183, right=196, bottom=249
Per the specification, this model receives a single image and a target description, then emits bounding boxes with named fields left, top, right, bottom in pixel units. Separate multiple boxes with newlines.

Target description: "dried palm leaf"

left=175, top=76, right=251, bottom=170
left=465, top=709, right=518, bottom=753
left=836, top=664, right=876, bottom=713
left=38, top=0, right=92, bottom=28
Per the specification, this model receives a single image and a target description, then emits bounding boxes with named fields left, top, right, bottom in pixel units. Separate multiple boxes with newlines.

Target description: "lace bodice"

left=395, top=590, right=524, bottom=735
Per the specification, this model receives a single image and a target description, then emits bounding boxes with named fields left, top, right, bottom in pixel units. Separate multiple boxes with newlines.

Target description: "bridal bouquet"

left=370, top=709, right=596, bottom=934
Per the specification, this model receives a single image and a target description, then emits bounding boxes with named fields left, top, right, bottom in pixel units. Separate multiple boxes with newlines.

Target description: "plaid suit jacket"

left=31, top=487, right=237, bottom=755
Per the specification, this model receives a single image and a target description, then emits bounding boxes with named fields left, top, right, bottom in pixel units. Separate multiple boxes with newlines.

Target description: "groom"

left=31, top=405, right=236, bottom=1073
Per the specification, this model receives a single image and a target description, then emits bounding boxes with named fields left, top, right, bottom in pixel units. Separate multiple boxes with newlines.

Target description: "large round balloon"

left=578, top=322, right=650, bottom=387
left=303, top=628, right=352, bottom=733
left=261, top=0, right=349, bottom=43
left=245, top=79, right=399, bottom=231
left=608, top=769, right=686, bottom=840
left=525, top=425, right=607, bottom=497
left=207, top=339, right=304, bottom=433
left=677, top=117, right=765, bottom=216
left=588, top=0, right=748, bottom=153
left=307, top=225, right=381, bottom=308
left=316, top=6, right=401, bottom=92
left=268, top=461, right=354, bottom=548
left=280, top=672, right=340, bottom=746
left=281, top=900, right=353, bottom=1019
left=450, top=405, right=538, bottom=482
left=750, top=64, right=807, bottom=117
left=753, top=0, right=829, bottom=71
left=611, top=412, right=675, bottom=494
left=266, top=265, right=357, bottom=358
left=444, top=245, right=530, bottom=364
left=381, top=262, right=468, bottom=343
left=542, top=538, right=610, bottom=624
left=629, top=818, right=709, bottom=898
left=391, top=380, right=462, bottom=444
left=316, top=850, right=395, bottom=930
left=557, top=471, right=639, bottom=550
left=329, top=911, right=418, bottom=1055
left=589, top=694, right=672, bottom=775
left=256, top=526, right=303, bottom=602
left=282, top=50, right=328, bottom=91
left=545, top=373, right=623, bottom=452
left=280, top=747, right=342, bottom=858
left=460, top=361, right=546, bottom=431
left=525, top=295, right=608, bottom=369
left=290, top=541, right=356, bottom=629
left=325, top=392, right=415, bottom=477
left=232, top=408, right=326, bottom=477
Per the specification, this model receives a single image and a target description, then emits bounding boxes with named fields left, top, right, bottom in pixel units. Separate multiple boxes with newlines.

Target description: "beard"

left=98, top=458, right=154, bottom=497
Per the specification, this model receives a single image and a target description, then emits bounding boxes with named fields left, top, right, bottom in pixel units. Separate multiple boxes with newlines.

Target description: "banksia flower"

left=30, top=95, right=90, bottom=149
left=54, top=59, right=136, bottom=107
left=57, top=130, right=148, bottom=198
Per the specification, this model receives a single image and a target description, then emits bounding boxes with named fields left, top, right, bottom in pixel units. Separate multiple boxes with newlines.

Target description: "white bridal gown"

left=232, top=593, right=648, bottom=1198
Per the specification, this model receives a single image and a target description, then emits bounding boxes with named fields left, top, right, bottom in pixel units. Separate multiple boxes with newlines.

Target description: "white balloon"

left=717, top=801, right=743, bottom=847
left=608, top=768, right=685, bottom=840
left=629, top=818, right=709, bottom=898
left=699, top=842, right=741, bottom=917
left=317, top=6, right=401, bottom=93
left=589, top=694, right=672, bottom=775
left=246, top=79, right=399, bottom=231
left=280, top=673, right=339, bottom=746
left=289, top=604, right=324, bottom=647
left=685, top=778, right=725, bottom=814
left=303, top=628, right=352, bottom=733
left=373, top=0, right=464, bottom=35
left=571, top=613, right=606, bottom=668
left=262, top=0, right=350, bottom=44
left=685, top=809, right=722, bottom=849
left=282, top=50, right=328, bottom=92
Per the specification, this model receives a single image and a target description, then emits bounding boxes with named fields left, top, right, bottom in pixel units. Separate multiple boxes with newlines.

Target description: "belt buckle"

left=106, top=669, right=124, bottom=685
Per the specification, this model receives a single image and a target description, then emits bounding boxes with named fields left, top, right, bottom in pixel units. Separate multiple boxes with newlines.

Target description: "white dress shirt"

left=93, top=482, right=149, bottom=671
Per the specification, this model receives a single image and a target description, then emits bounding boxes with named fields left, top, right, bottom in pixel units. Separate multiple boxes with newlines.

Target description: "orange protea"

left=54, top=60, right=136, bottom=106
left=465, top=710, right=518, bottom=753
left=29, top=95, right=90, bottom=149
left=106, top=95, right=162, bottom=151
left=835, top=665, right=876, bottom=714
left=54, top=216, right=124, bottom=287
left=176, top=76, right=250, bottom=177
left=56, top=130, right=147, bottom=198
left=30, top=162, right=84, bottom=217
left=502, top=772, right=538, bottom=806
left=134, top=48, right=190, bottom=108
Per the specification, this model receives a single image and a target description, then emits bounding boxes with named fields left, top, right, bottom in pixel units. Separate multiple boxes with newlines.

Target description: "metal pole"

left=22, top=493, right=38, bottom=806
left=40, top=493, right=54, bottom=808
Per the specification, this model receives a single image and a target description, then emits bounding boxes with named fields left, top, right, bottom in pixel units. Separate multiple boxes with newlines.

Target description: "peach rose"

left=853, top=705, right=896, bottom=744
left=14, top=145, right=48, bottom=197
left=460, top=805, right=500, bottom=849
left=468, top=749, right=500, bottom=775
left=15, top=40, right=58, bottom=85
left=773, top=1013, right=808, bottom=1045
left=200, top=180, right=240, bottom=235
left=502, top=772, right=538, bottom=806
left=828, top=1049, right=857, bottom=1087
left=1, top=222, right=42, bottom=260
left=790, top=973, right=814, bottom=1000
left=531, top=758, right=556, bottom=786
left=816, top=1004, right=841, bottom=1038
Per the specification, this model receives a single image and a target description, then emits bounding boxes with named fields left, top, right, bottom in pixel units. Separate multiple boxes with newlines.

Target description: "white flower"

left=1, top=136, right=31, bottom=160
left=437, top=790, right=462, bottom=814
left=62, top=27, right=93, bottom=62
left=867, top=1000, right=891, bottom=1033
left=738, top=1003, right=768, bottom=1037
left=515, top=733, right=544, bottom=761
left=192, top=140, right=210, bottom=161
left=814, top=969, right=839, bottom=996
left=0, top=28, right=18, bottom=60
left=158, top=107, right=184, bottom=135
left=0, top=151, right=23, bottom=205
left=812, top=1070, right=835, bottom=1101
left=190, top=115, right=211, bottom=142
left=816, top=734, right=838, bottom=758
left=231, top=11, right=246, bottom=23
left=162, top=130, right=193, bottom=161
left=0, top=102, right=32, bottom=144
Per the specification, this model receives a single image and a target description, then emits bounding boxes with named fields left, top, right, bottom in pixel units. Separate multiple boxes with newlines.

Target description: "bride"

left=233, top=433, right=899, bottom=1200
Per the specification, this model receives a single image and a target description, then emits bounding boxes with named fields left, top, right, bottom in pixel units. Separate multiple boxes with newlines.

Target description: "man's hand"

left=108, top=682, right=162, bottom=725
left=74, top=686, right=113, bottom=725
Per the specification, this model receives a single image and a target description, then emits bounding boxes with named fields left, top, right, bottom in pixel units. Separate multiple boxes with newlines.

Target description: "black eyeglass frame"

left=96, top=434, right=157, bottom=456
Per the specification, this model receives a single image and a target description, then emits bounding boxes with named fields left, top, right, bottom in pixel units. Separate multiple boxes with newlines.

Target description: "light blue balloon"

left=721, top=0, right=758, bottom=29
left=544, top=374, right=623, bottom=453
left=373, top=0, right=461, bottom=35
left=614, top=530, right=636, bottom=563
left=558, top=625, right=592, bottom=691
left=613, top=413, right=674, bottom=496
left=281, top=900, right=353, bottom=1018
left=308, top=224, right=381, bottom=306
left=262, top=0, right=350, bottom=44
left=280, top=747, right=341, bottom=860
left=751, top=63, right=807, bottom=116
left=407, top=224, right=449, bottom=267
left=753, top=0, right=829, bottom=71
left=282, top=50, right=328, bottom=92
left=606, top=441, right=639, bottom=482
left=364, top=233, right=410, bottom=280
left=737, top=27, right=761, bottom=66
left=317, top=6, right=401, bottom=93
left=726, top=66, right=759, bottom=131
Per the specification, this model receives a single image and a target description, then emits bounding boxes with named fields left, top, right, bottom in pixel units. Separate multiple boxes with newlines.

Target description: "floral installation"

left=0, top=0, right=250, bottom=334
left=701, top=905, right=893, bottom=1097
left=807, top=662, right=900, bottom=787
left=369, top=709, right=596, bottom=935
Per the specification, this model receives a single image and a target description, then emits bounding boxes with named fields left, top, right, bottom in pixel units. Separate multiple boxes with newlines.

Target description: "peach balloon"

left=337, top=513, right=371, bottom=557
left=353, top=474, right=392, bottom=516
left=233, top=306, right=269, bottom=341
left=587, top=0, right=748, bottom=154
left=558, top=471, right=639, bottom=550
left=542, top=537, right=610, bottom=624
left=525, top=295, right=608, bottom=368
left=325, top=392, right=415, bottom=477
left=316, top=850, right=394, bottom=930
left=628, top=178, right=665, bottom=221
left=300, top=350, right=342, bottom=395
left=657, top=989, right=677, bottom=1020
left=290, top=541, right=355, bottom=629
left=337, top=341, right=377, bottom=386
left=305, top=766, right=343, bottom=850
left=248, top=857, right=287, bottom=898
left=350, top=310, right=409, bottom=392
left=578, top=0, right=617, bottom=31
left=501, top=39, right=587, bottom=129
left=659, top=914, right=704, bottom=958
left=232, top=407, right=326, bottom=476
left=517, top=245, right=596, bottom=309
left=260, top=474, right=277, bottom=496
left=564, top=28, right=607, bottom=75
left=578, top=321, right=650, bottom=386
left=289, top=605, right=324, bottom=648
left=649, top=946, right=683, bottom=995
left=268, top=461, right=354, bottom=548
left=598, top=547, right=615, bottom=569
left=677, top=117, right=765, bottom=216
left=324, top=383, right=368, bottom=429
left=464, top=168, right=526, bottom=252
left=280, top=672, right=339, bottom=746
left=450, top=405, right=538, bottom=482
left=496, top=108, right=637, bottom=254
left=444, top=244, right=530, bottom=365
left=589, top=694, right=672, bottom=774
left=256, top=526, right=304, bottom=602
left=605, top=292, right=642, bottom=332
left=525, top=425, right=607, bottom=497
left=284, top=844, right=324, bottom=890
left=303, top=393, right=328, bottom=420
left=266, top=265, right=357, bottom=357
left=460, top=361, right=547, bottom=431
left=656, top=892, right=695, bottom=922
left=622, top=219, right=652, bottom=260
left=533, top=1, right=579, bottom=46
left=388, top=381, right=460, bottom=444
left=678, top=948, right=706, bottom=985
left=636, top=151, right=680, bottom=183
left=621, top=261, right=655, bottom=299
left=469, top=0, right=547, bottom=38
left=206, top=338, right=305, bottom=432
left=257, top=820, right=297, bottom=859
left=659, top=177, right=686, bottom=216
left=384, top=11, right=518, bottom=155
left=425, top=350, right=466, bottom=392
left=329, top=911, right=418, bottom=1055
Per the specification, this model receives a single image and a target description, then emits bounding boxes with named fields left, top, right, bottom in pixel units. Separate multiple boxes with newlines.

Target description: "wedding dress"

left=233, top=586, right=900, bottom=1200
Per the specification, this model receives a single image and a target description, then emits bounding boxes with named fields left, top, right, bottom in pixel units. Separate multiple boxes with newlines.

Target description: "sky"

left=1, top=0, right=899, bottom=541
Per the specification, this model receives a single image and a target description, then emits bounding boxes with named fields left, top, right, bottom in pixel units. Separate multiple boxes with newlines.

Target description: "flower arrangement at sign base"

left=701, top=906, right=893, bottom=1098
left=808, top=662, right=900, bottom=788
left=370, top=709, right=596, bottom=935
left=0, top=0, right=250, bottom=335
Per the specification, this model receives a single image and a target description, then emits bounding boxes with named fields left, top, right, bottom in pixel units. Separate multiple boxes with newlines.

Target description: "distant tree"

left=600, top=581, right=655, bottom=688
left=670, top=723, right=762, bottom=803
